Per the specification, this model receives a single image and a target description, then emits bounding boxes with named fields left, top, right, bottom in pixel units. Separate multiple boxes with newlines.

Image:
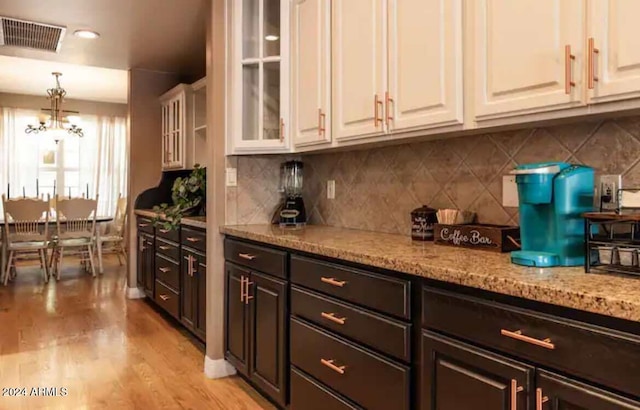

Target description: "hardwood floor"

left=0, top=256, right=274, bottom=410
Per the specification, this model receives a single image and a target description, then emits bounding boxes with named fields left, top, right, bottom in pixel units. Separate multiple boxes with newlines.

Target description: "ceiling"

left=0, top=0, right=206, bottom=102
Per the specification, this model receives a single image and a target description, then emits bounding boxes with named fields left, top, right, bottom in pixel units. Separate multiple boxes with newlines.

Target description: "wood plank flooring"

left=0, top=256, right=274, bottom=410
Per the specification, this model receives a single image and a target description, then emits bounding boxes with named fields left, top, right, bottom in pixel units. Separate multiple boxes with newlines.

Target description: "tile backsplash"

left=227, top=116, right=640, bottom=235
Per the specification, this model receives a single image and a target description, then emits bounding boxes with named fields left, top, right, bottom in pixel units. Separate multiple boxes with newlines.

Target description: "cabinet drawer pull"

left=138, top=223, right=149, bottom=228
left=501, top=329, right=555, bottom=350
left=159, top=294, right=170, bottom=301
left=511, top=379, right=524, bottom=410
left=159, top=245, right=170, bottom=250
left=321, top=312, right=346, bottom=325
left=320, top=277, right=347, bottom=287
left=535, top=388, right=549, bottom=410
left=159, top=228, right=171, bottom=234
left=159, top=267, right=171, bottom=273
left=186, top=237, right=201, bottom=243
left=320, top=359, right=346, bottom=375
left=565, top=44, right=576, bottom=94
left=238, top=253, right=256, bottom=260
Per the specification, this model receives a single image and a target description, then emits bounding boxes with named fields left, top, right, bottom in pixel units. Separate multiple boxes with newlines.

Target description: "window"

left=0, top=108, right=128, bottom=216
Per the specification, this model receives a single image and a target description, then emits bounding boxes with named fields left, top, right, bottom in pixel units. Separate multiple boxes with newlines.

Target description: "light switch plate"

left=502, top=175, right=519, bottom=207
left=225, top=167, right=237, bottom=187
left=327, top=180, right=335, bottom=199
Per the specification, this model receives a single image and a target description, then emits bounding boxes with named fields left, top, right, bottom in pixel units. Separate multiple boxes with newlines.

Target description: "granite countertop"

left=220, top=224, right=640, bottom=323
left=134, top=209, right=207, bottom=229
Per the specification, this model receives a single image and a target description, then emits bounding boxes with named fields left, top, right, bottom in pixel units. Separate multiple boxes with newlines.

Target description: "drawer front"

left=155, top=254, right=180, bottom=291
left=182, top=227, right=206, bottom=252
left=225, top=238, right=286, bottom=279
left=291, top=255, right=410, bottom=319
left=136, top=217, right=154, bottom=234
left=155, top=280, right=179, bottom=319
left=290, top=367, right=361, bottom=410
left=423, top=287, right=640, bottom=398
left=156, top=237, right=180, bottom=261
left=292, top=286, right=411, bottom=362
left=157, top=226, right=180, bottom=243
left=291, top=318, right=410, bottom=410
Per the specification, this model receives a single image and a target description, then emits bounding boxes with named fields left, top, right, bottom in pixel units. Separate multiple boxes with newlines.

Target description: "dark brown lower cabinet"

left=224, top=262, right=288, bottom=407
left=421, top=330, right=533, bottom=410
left=181, top=247, right=206, bottom=342
left=537, top=370, right=640, bottom=410
left=137, top=232, right=155, bottom=297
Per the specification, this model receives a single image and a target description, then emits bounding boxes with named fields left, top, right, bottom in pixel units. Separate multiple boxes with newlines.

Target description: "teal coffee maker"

left=511, top=162, right=594, bottom=267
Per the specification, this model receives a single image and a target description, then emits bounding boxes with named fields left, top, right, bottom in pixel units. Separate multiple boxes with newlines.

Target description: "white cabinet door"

left=387, top=0, right=463, bottom=132
left=291, top=0, right=331, bottom=147
left=161, top=94, right=186, bottom=170
left=332, top=0, right=386, bottom=141
left=473, top=0, right=586, bottom=120
left=588, top=0, right=640, bottom=104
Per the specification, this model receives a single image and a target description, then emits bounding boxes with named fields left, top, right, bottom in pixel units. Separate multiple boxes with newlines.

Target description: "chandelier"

left=25, top=72, right=84, bottom=142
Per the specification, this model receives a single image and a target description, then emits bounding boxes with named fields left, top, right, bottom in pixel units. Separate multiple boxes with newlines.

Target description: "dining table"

left=0, top=216, right=114, bottom=284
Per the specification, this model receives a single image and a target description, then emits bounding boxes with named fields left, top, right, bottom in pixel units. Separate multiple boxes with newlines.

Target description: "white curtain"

left=0, top=107, right=128, bottom=217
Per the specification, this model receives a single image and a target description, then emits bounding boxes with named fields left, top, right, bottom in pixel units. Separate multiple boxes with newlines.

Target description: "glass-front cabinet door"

left=231, top=0, right=290, bottom=153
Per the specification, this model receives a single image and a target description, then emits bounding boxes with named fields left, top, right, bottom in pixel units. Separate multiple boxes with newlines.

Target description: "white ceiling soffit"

left=0, top=55, right=127, bottom=103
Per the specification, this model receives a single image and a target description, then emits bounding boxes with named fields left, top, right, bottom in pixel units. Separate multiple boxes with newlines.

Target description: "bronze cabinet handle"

left=159, top=294, right=170, bottom=301
left=159, top=229, right=170, bottom=233
left=138, top=223, right=149, bottom=228
left=240, top=276, right=246, bottom=303
left=321, top=312, right=346, bottom=325
left=139, top=236, right=146, bottom=252
left=320, top=277, right=347, bottom=287
left=280, top=118, right=285, bottom=142
left=186, top=237, right=201, bottom=243
left=511, top=379, right=524, bottom=410
left=373, top=94, right=383, bottom=127
left=536, top=388, right=549, bottom=410
left=318, top=108, right=326, bottom=137
left=159, top=245, right=170, bottom=250
left=158, top=267, right=170, bottom=273
left=385, top=91, right=394, bottom=126
left=565, top=44, right=576, bottom=94
left=320, top=359, right=346, bottom=375
left=244, top=280, right=254, bottom=304
left=238, top=253, right=256, bottom=261
left=588, top=37, right=599, bottom=89
left=501, top=329, right=555, bottom=350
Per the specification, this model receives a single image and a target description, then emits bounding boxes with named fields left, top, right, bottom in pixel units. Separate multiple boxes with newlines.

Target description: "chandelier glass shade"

left=25, top=72, right=84, bottom=143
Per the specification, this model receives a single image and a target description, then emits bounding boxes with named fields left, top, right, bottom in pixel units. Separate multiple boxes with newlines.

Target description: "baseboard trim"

left=204, top=356, right=236, bottom=379
left=126, top=287, right=146, bottom=299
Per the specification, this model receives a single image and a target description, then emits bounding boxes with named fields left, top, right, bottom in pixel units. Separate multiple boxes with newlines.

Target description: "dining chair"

left=1, top=195, right=51, bottom=285
left=52, top=196, right=99, bottom=279
left=97, top=195, right=127, bottom=274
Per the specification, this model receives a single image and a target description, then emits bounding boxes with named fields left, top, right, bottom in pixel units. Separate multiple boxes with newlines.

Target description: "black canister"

left=411, top=205, right=438, bottom=241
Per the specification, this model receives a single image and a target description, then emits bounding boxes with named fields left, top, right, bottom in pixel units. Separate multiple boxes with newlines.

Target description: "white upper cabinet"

left=588, top=0, right=640, bottom=104
left=473, top=0, right=586, bottom=120
left=230, top=0, right=290, bottom=154
left=387, top=0, right=463, bottom=132
left=291, top=0, right=331, bottom=147
left=161, top=85, right=190, bottom=170
left=332, top=0, right=387, bottom=141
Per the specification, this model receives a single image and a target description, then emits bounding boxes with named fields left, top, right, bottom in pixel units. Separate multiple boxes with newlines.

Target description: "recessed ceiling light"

left=74, top=30, right=100, bottom=39
left=265, top=35, right=279, bottom=42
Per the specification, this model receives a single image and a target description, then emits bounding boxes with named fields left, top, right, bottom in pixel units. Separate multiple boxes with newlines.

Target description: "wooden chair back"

left=114, top=195, right=128, bottom=235
left=55, top=196, right=99, bottom=240
left=2, top=195, right=50, bottom=243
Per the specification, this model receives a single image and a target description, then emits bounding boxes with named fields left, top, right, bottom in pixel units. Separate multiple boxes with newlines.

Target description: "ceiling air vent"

left=0, top=16, right=66, bottom=53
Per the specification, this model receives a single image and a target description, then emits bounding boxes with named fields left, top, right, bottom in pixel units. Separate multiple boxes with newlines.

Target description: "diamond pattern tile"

left=228, top=115, right=640, bottom=236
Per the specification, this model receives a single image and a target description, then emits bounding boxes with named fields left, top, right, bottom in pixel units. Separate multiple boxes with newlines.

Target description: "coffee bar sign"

left=434, top=224, right=521, bottom=253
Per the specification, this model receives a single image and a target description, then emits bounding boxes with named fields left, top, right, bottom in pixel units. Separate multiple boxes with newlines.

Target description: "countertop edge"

left=220, top=226, right=640, bottom=323
left=134, top=209, right=207, bottom=230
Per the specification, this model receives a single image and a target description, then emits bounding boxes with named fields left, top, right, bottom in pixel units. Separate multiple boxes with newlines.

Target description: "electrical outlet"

left=598, top=174, right=622, bottom=210
left=502, top=175, right=519, bottom=207
left=327, top=180, right=336, bottom=199
left=225, top=167, right=237, bottom=187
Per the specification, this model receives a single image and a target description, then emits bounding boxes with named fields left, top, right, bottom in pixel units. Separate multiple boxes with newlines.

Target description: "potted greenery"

left=152, top=164, right=206, bottom=231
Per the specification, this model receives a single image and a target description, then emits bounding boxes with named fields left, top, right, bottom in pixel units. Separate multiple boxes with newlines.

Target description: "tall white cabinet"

left=290, top=0, right=332, bottom=147
left=588, top=0, right=640, bottom=104
left=472, top=0, right=586, bottom=120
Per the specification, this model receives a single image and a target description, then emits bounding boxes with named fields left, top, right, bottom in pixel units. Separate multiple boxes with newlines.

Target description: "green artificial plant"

left=152, top=164, right=206, bottom=231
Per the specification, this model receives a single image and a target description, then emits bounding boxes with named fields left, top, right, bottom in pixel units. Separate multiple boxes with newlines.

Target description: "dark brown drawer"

left=291, top=318, right=410, bottom=410
left=290, top=367, right=361, bottom=410
left=423, top=287, right=640, bottom=398
left=155, top=280, right=179, bottom=319
left=291, top=255, right=410, bottom=319
left=225, top=238, right=286, bottom=279
left=182, top=227, right=206, bottom=252
left=292, top=286, right=411, bottom=362
left=157, top=226, right=180, bottom=243
left=136, top=217, right=154, bottom=234
left=155, top=254, right=179, bottom=291
left=156, top=237, right=179, bottom=261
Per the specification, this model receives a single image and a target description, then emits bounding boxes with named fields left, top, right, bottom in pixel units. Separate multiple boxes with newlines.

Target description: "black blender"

left=278, top=160, right=306, bottom=227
